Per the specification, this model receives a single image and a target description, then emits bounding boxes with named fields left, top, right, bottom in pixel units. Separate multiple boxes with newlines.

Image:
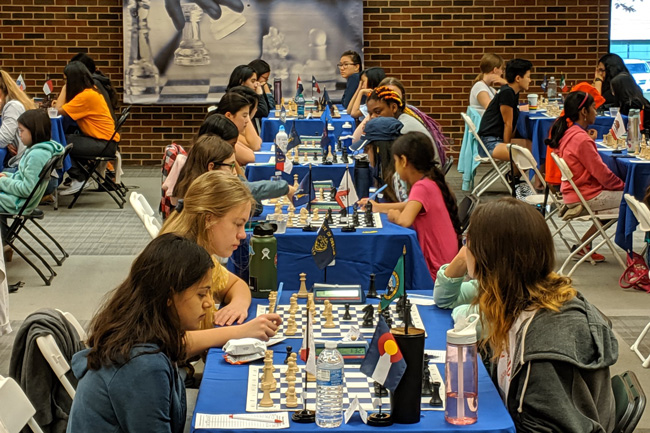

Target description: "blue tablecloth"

left=191, top=297, right=515, bottom=433
left=260, top=110, right=355, bottom=143
left=516, top=112, right=623, bottom=166
left=597, top=146, right=650, bottom=253
left=0, top=115, right=68, bottom=172
left=246, top=162, right=352, bottom=185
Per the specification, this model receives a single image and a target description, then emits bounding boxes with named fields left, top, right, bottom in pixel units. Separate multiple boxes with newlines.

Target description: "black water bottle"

left=353, top=154, right=372, bottom=199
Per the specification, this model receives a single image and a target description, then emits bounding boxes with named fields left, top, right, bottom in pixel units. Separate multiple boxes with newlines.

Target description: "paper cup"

left=47, top=108, right=58, bottom=118
left=528, top=94, right=539, bottom=113
left=609, top=107, right=619, bottom=117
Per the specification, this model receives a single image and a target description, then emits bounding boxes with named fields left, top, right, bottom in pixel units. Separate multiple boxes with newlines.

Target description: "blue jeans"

left=478, top=136, right=502, bottom=158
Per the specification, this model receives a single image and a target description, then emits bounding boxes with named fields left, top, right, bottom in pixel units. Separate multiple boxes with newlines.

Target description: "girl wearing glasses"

left=338, top=50, right=362, bottom=108
left=592, top=53, right=629, bottom=108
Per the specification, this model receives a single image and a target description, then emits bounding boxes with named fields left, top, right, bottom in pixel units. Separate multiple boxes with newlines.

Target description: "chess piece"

left=174, top=3, right=210, bottom=66
left=321, top=148, right=327, bottom=164
left=289, top=294, right=298, bottom=314
left=382, top=308, right=393, bottom=327
left=297, top=273, right=308, bottom=298
left=341, top=146, right=349, bottom=164
left=365, top=203, right=374, bottom=227
left=330, top=186, right=337, bottom=199
left=339, top=206, right=347, bottom=217
left=286, top=360, right=297, bottom=383
left=318, top=188, right=324, bottom=201
left=343, top=303, right=352, bottom=320
left=306, top=293, right=314, bottom=310
left=361, top=304, right=374, bottom=328
left=323, top=300, right=335, bottom=328
left=284, top=346, right=293, bottom=364
left=275, top=202, right=282, bottom=215
left=352, top=209, right=360, bottom=226
left=285, top=385, right=298, bottom=408
left=326, top=208, right=334, bottom=224
left=332, top=149, right=338, bottom=164
left=421, top=355, right=433, bottom=397
left=259, top=381, right=274, bottom=407
left=367, top=273, right=378, bottom=298
left=429, top=381, right=443, bottom=407
left=285, top=312, right=297, bottom=335
left=302, top=152, right=308, bottom=163
left=261, top=356, right=277, bottom=392
left=293, top=149, right=299, bottom=164
left=287, top=216, right=294, bottom=227
left=125, top=0, right=160, bottom=101
left=293, top=174, right=299, bottom=188
left=312, top=208, right=319, bottom=221
left=374, top=381, right=388, bottom=397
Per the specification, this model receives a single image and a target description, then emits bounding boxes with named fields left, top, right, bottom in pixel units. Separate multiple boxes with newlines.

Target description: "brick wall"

left=0, top=0, right=610, bottom=164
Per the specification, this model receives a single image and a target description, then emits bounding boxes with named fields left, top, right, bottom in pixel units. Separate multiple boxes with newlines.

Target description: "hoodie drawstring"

left=517, top=310, right=537, bottom=413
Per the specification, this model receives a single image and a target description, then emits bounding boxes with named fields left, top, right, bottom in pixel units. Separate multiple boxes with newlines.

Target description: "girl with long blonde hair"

left=464, top=198, right=617, bottom=432
left=160, top=171, right=281, bottom=356
left=0, top=70, right=37, bottom=164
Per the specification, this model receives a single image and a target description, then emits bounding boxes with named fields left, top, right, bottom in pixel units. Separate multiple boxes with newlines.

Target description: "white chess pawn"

left=285, top=385, right=298, bottom=408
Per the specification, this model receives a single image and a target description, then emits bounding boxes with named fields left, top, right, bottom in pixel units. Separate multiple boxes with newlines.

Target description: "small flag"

left=299, top=310, right=317, bottom=375
left=560, top=75, right=569, bottom=93
left=360, top=315, right=407, bottom=393
left=279, top=105, right=287, bottom=124
left=292, top=172, right=314, bottom=207
left=610, top=111, right=626, bottom=140
left=335, top=168, right=358, bottom=208
left=312, top=76, right=321, bottom=94
left=322, top=87, right=334, bottom=109
left=320, top=104, right=333, bottom=123
left=380, top=249, right=405, bottom=311
left=296, top=76, right=304, bottom=97
left=43, top=79, right=53, bottom=96
left=312, top=219, right=336, bottom=270
left=540, top=75, right=547, bottom=91
left=275, top=146, right=293, bottom=174
left=287, top=122, right=301, bottom=151
left=16, top=75, right=25, bottom=91
left=320, top=120, right=331, bottom=151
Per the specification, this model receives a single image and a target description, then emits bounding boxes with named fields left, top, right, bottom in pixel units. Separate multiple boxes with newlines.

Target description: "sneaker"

left=515, top=183, right=534, bottom=201
left=58, top=177, right=73, bottom=189
left=59, top=179, right=97, bottom=196
left=571, top=245, right=606, bottom=263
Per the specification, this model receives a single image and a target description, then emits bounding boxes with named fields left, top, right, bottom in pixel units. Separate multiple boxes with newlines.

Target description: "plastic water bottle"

left=316, top=341, right=344, bottom=428
left=275, top=125, right=288, bottom=151
left=295, top=93, right=306, bottom=119
left=445, top=314, right=480, bottom=425
left=547, top=76, right=557, bottom=100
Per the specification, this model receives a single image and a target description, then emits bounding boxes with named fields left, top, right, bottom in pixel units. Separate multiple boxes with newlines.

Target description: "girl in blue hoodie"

left=0, top=109, right=64, bottom=240
left=68, top=234, right=215, bottom=433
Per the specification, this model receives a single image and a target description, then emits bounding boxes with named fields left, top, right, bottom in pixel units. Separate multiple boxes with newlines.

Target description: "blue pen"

left=368, top=184, right=388, bottom=201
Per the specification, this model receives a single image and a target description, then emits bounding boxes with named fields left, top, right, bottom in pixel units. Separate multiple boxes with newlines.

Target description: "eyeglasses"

left=337, top=62, right=357, bottom=69
left=213, top=162, right=236, bottom=171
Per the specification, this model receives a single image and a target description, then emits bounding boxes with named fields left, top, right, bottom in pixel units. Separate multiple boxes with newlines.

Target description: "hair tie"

left=577, top=92, right=589, bottom=110
left=566, top=117, right=574, bottom=128
left=175, top=199, right=184, bottom=213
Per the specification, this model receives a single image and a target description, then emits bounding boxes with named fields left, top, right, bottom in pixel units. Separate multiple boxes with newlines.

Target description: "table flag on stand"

left=320, top=120, right=331, bottom=151
left=320, top=104, right=333, bottom=123
left=16, top=75, right=25, bottom=91
left=312, top=219, right=335, bottom=270
left=288, top=122, right=301, bottom=151
left=296, top=76, right=304, bottom=97
left=360, top=315, right=407, bottom=393
left=380, top=248, right=405, bottom=311
left=610, top=111, right=626, bottom=140
left=43, top=79, right=53, bottom=96
left=275, top=146, right=293, bottom=174
left=312, top=76, right=321, bottom=94
left=293, top=171, right=314, bottom=207
left=560, top=74, right=569, bottom=93
left=335, top=168, right=358, bottom=208
left=300, top=310, right=317, bottom=375
left=540, top=75, right=547, bottom=92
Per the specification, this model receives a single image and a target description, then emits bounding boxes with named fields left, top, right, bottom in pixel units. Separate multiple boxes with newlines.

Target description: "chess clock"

left=315, top=340, right=369, bottom=364
left=312, top=283, right=364, bottom=304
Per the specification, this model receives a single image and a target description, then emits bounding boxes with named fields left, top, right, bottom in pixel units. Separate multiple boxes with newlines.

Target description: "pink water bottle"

left=445, top=314, right=480, bottom=425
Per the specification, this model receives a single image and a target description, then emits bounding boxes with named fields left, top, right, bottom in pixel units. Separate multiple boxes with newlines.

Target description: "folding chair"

left=442, top=155, right=454, bottom=176
left=67, top=106, right=131, bottom=209
left=160, top=143, right=187, bottom=219
left=55, top=309, right=88, bottom=344
left=0, top=375, right=44, bottom=433
left=460, top=112, right=512, bottom=196
left=129, top=192, right=161, bottom=238
left=550, top=152, right=626, bottom=276
left=1, top=149, right=70, bottom=285
left=623, top=194, right=650, bottom=368
left=611, top=371, right=646, bottom=433
left=458, top=193, right=479, bottom=234
left=509, top=145, right=584, bottom=253
left=35, top=335, right=76, bottom=399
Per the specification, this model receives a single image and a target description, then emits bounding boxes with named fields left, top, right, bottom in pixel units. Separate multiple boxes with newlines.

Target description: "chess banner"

left=123, top=0, right=364, bottom=105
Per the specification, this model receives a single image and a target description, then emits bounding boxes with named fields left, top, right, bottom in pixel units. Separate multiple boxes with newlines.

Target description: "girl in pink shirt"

left=546, top=91, right=624, bottom=261
left=362, top=132, right=461, bottom=281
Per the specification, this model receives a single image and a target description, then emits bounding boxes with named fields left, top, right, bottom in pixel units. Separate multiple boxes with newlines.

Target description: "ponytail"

left=545, top=91, right=594, bottom=149
left=472, top=53, right=505, bottom=86
left=545, top=116, right=571, bottom=149
left=472, top=72, right=485, bottom=86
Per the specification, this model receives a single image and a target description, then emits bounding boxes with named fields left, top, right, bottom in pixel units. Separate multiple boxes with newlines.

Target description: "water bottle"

left=295, top=93, right=306, bottom=119
left=275, top=125, right=289, bottom=151
left=353, top=154, right=372, bottom=198
left=547, top=76, right=557, bottom=100
left=341, top=121, right=353, bottom=151
left=628, top=109, right=640, bottom=153
left=316, top=341, right=344, bottom=428
left=248, top=223, right=277, bottom=298
left=273, top=78, right=282, bottom=110
left=445, top=314, right=480, bottom=426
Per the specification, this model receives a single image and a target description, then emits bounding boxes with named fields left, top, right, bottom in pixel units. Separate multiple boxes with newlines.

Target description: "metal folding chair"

left=460, top=112, right=512, bottom=196
left=551, top=152, right=626, bottom=276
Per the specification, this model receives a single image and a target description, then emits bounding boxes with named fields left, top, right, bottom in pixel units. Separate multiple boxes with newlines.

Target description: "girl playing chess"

left=464, top=198, right=617, bottom=432
left=546, top=91, right=624, bottom=262
left=68, top=234, right=214, bottom=432
left=360, top=132, right=461, bottom=282
left=160, top=171, right=281, bottom=357
left=214, top=92, right=257, bottom=165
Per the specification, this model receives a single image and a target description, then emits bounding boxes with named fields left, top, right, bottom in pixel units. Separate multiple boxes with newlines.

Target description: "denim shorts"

left=478, top=136, right=502, bottom=158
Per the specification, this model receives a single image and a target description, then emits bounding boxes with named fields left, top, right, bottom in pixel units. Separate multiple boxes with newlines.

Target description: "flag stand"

left=293, top=309, right=315, bottom=423
left=367, top=403, right=393, bottom=426
left=341, top=165, right=356, bottom=232
left=302, top=165, right=317, bottom=232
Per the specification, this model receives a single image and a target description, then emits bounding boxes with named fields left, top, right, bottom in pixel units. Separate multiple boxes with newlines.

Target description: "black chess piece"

left=361, top=304, right=374, bottom=328
left=326, top=208, right=334, bottom=224
left=341, top=147, right=349, bottom=164
left=330, top=186, right=337, bottom=198
left=365, top=206, right=374, bottom=227
left=374, top=381, right=388, bottom=397
left=352, top=209, right=360, bottom=226
left=339, top=206, right=348, bottom=217
left=321, top=149, right=328, bottom=164
left=421, top=355, right=433, bottom=396
left=284, top=345, right=293, bottom=364
left=332, top=151, right=338, bottom=164
left=343, top=303, right=352, bottom=320
left=396, top=295, right=404, bottom=319
left=429, top=381, right=443, bottom=408
left=381, top=308, right=392, bottom=327
left=367, top=273, right=378, bottom=298
left=403, top=299, right=414, bottom=328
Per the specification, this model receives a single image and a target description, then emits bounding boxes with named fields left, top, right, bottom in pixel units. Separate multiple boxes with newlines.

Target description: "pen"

left=368, top=184, right=388, bottom=201
left=229, top=414, right=282, bottom=423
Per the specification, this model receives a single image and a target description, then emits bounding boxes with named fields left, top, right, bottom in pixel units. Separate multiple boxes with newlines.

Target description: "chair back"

left=442, top=155, right=454, bottom=175
left=461, top=111, right=495, bottom=162
left=550, top=152, right=573, bottom=181
left=0, top=376, right=44, bottom=433
left=11, top=151, right=66, bottom=219
left=612, top=371, right=646, bottom=433
left=143, top=214, right=161, bottom=239
left=624, top=194, right=650, bottom=232
left=458, top=194, right=479, bottom=233
left=461, top=112, right=478, bottom=135
left=509, top=144, right=537, bottom=172
left=35, top=335, right=76, bottom=399
left=55, top=309, right=87, bottom=343
left=105, top=105, right=131, bottom=145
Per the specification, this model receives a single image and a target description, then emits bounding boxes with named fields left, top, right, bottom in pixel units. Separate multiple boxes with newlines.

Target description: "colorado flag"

left=360, top=316, right=407, bottom=392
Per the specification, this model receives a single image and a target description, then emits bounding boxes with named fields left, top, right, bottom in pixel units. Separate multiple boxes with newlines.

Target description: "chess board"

left=256, top=303, right=423, bottom=338
left=265, top=212, right=383, bottom=229
left=246, top=363, right=445, bottom=412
